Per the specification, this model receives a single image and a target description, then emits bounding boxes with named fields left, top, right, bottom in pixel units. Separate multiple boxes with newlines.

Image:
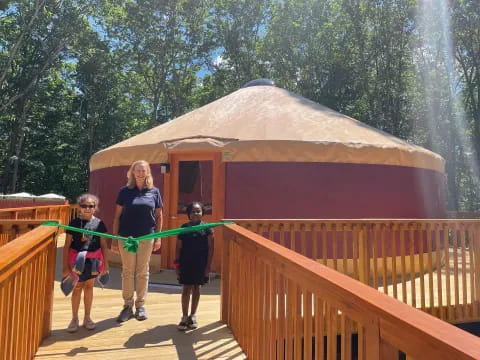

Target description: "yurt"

left=89, top=80, right=446, bottom=270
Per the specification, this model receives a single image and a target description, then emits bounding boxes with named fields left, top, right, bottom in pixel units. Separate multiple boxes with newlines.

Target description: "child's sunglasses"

left=79, top=204, right=95, bottom=209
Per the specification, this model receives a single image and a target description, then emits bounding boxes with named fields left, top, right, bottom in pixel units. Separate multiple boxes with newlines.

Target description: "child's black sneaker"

left=188, top=315, right=198, bottom=329
left=177, top=315, right=189, bottom=331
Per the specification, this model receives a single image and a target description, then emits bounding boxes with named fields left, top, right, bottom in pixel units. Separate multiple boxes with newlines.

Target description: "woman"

left=111, top=160, right=163, bottom=322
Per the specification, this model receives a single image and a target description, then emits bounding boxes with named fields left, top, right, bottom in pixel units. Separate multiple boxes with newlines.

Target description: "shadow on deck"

left=34, top=237, right=246, bottom=360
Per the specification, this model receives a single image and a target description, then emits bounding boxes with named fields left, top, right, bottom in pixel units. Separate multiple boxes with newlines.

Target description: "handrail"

left=222, top=224, right=480, bottom=360
left=0, top=204, right=71, bottom=224
left=0, top=226, right=58, bottom=360
left=230, top=219, right=480, bottom=324
left=0, top=220, right=49, bottom=246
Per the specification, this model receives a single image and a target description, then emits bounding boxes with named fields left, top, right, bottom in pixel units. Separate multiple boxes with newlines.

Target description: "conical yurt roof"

left=90, top=84, right=444, bottom=173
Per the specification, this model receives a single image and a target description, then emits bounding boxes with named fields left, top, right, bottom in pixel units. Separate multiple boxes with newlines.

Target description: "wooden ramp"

left=35, top=238, right=245, bottom=360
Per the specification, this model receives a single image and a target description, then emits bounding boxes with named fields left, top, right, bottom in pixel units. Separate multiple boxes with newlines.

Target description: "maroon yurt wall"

left=89, top=159, right=446, bottom=233
left=224, top=162, right=446, bottom=219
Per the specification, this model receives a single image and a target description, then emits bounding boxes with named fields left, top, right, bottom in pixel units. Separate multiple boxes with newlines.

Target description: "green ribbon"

left=42, top=220, right=235, bottom=253
left=42, top=221, right=128, bottom=240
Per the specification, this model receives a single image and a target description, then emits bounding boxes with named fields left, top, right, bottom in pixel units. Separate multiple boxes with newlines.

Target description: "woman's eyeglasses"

left=80, top=204, right=95, bottom=209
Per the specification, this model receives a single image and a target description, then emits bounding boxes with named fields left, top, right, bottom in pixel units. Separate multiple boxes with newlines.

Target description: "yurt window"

left=177, top=160, right=213, bottom=214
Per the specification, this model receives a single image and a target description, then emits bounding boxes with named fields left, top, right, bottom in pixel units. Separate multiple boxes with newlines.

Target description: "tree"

left=0, top=0, right=97, bottom=193
left=100, top=0, right=212, bottom=126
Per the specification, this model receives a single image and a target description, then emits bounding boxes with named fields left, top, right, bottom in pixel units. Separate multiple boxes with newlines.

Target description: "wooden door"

left=161, top=152, right=225, bottom=270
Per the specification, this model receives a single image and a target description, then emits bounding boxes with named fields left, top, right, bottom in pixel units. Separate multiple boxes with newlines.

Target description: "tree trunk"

left=10, top=99, right=29, bottom=193
left=152, top=93, right=159, bottom=126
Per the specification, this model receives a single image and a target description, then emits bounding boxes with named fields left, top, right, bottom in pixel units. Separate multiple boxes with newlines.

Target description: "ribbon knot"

left=123, top=236, right=138, bottom=253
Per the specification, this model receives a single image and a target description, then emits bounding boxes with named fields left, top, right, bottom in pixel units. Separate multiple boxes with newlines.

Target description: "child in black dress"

left=62, top=193, right=109, bottom=332
left=175, top=202, right=214, bottom=331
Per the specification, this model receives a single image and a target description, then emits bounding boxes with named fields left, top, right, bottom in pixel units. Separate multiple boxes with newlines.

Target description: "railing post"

left=380, top=338, right=399, bottom=360
left=42, top=235, right=57, bottom=339
left=358, top=225, right=369, bottom=285
left=221, top=227, right=231, bottom=323
left=474, top=224, right=480, bottom=304
left=364, top=322, right=380, bottom=360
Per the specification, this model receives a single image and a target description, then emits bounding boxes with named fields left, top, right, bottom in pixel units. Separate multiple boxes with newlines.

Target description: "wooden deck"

left=35, top=237, right=245, bottom=359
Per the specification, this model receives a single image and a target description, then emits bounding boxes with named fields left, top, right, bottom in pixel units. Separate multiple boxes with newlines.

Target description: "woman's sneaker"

left=135, top=306, right=148, bottom=321
left=117, top=306, right=134, bottom=323
left=188, top=315, right=198, bottom=329
left=177, top=315, right=189, bottom=331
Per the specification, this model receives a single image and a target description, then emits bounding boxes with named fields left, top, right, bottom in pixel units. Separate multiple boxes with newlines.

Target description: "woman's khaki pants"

left=118, top=239, right=154, bottom=308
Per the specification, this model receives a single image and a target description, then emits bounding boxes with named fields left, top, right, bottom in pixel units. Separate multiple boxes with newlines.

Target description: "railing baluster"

left=300, top=223, right=307, bottom=257
left=312, top=223, right=319, bottom=264
left=358, top=225, right=368, bottom=285
left=326, top=304, right=337, bottom=360
left=426, top=223, right=434, bottom=315
left=452, top=224, right=459, bottom=320
left=381, top=224, right=388, bottom=295
left=321, top=223, right=327, bottom=266
left=470, top=226, right=479, bottom=319
left=295, top=283, right=303, bottom=360
left=269, top=266, right=277, bottom=360
left=352, top=224, right=359, bottom=280
left=372, top=224, right=379, bottom=289
left=409, top=225, right=416, bottom=308
left=391, top=224, right=398, bottom=300
left=461, top=224, right=468, bottom=319
left=340, top=314, right=352, bottom=360
left=332, top=223, right=338, bottom=271
left=435, top=224, right=445, bottom=320
left=285, top=278, right=294, bottom=360
left=342, top=225, right=348, bottom=275
left=314, top=296, right=325, bottom=360
left=419, top=223, right=426, bottom=311
left=467, top=225, right=475, bottom=319
left=304, top=289, right=313, bottom=360
left=400, top=225, right=407, bottom=303
left=277, top=272, right=286, bottom=360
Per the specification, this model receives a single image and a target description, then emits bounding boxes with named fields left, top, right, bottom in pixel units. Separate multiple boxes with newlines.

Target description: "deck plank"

left=35, top=236, right=245, bottom=360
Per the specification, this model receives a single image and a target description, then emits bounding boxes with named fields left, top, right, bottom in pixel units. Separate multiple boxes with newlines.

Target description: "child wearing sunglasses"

left=62, top=193, right=109, bottom=333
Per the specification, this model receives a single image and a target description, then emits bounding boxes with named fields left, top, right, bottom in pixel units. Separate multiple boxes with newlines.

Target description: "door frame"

left=161, top=151, right=225, bottom=269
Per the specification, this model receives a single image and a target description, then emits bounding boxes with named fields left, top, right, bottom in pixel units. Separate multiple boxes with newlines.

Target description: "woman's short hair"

left=76, top=193, right=99, bottom=206
left=127, top=160, right=154, bottom=189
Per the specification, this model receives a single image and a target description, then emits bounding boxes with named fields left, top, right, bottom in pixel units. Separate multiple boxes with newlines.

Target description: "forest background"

left=1, top=0, right=479, bottom=211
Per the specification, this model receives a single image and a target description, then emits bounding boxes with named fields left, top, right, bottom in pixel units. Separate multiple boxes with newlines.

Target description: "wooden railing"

left=231, top=219, right=480, bottom=324
left=0, top=226, right=58, bottom=360
left=0, top=220, right=49, bottom=246
left=69, top=204, right=79, bottom=222
left=222, top=224, right=480, bottom=360
left=0, top=205, right=73, bottom=246
left=0, top=204, right=71, bottom=224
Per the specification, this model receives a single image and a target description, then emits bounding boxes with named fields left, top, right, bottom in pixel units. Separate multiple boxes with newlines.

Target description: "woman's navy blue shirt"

left=116, top=186, right=163, bottom=237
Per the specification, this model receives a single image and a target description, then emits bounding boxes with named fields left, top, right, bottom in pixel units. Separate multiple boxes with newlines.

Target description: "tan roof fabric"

left=90, top=86, right=445, bottom=172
